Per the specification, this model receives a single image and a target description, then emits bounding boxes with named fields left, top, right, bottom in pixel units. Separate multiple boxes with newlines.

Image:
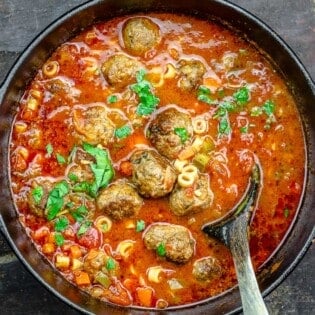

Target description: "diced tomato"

left=77, top=227, right=100, bottom=249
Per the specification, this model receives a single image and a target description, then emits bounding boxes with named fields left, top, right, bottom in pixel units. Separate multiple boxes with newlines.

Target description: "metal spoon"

left=202, top=164, right=269, bottom=315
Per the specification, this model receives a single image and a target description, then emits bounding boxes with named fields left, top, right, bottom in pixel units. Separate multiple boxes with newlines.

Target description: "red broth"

left=10, top=13, right=305, bottom=308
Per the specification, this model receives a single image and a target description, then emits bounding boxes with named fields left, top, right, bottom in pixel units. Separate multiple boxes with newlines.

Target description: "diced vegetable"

left=168, top=278, right=183, bottom=290
left=42, top=243, right=55, bottom=254
left=136, top=220, right=145, bottom=232
left=74, top=270, right=91, bottom=286
left=55, top=254, right=70, bottom=269
left=107, top=94, right=118, bottom=103
left=71, top=258, right=83, bottom=270
left=95, top=271, right=111, bottom=288
left=70, top=245, right=82, bottom=259
left=77, top=220, right=92, bottom=236
left=136, top=287, right=154, bottom=307
left=106, top=257, right=116, bottom=270
left=193, top=153, right=211, bottom=171
left=233, top=86, right=250, bottom=105
left=56, top=153, right=66, bottom=165
left=71, top=205, right=88, bottom=222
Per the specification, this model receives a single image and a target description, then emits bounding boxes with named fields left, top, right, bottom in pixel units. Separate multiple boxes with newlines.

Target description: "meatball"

left=169, top=173, right=213, bottom=216
left=73, top=106, right=115, bottom=146
left=148, top=107, right=193, bottom=159
left=66, top=148, right=95, bottom=183
left=28, top=177, right=54, bottom=217
left=192, top=256, right=222, bottom=281
left=130, top=149, right=176, bottom=198
left=96, top=180, right=143, bottom=220
left=101, top=54, right=141, bottom=88
left=122, top=17, right=160, bottom=56
left=177, top=59, right=206, bottom=91
left=143, top=223, right=195, bottom=264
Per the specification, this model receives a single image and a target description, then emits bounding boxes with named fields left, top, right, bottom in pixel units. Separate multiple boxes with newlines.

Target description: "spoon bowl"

left=202, top=163, right=269, bottom=315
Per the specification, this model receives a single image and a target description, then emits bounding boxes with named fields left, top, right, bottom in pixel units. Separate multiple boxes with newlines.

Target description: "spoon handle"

left=229, top=215, right=269, bottom=315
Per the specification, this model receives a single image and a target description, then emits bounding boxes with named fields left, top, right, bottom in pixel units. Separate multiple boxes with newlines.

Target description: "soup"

left=10, top=13, right=305, bottom=308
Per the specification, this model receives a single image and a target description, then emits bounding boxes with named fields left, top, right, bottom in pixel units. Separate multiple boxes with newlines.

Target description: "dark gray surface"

left=0, top=0, right=314, bottom=314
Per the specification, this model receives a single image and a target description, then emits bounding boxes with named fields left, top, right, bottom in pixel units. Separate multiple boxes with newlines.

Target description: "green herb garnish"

left=156, top=243, right=166, bottom=257
left=131, top=69, right=160, bottom=116
left=46, top=181, right=69, bottom=221
left=82, top=143, right=114, bottom=197
left=197, top=85, right=213, bottom=104
left=67, top=146, right=77, bottom=163
left=54, top=216, right=69, bottom=232
left=31, top=186, right=44, bottom=205
left=174, top=127, right=189, bottom=144
left=136, top=220, right=145, bottom=232
left=115, top=125, right=132, bottom=139
left=218, top=116, right=231, bottom=136
left=56, top=153, right=66, bottom=165
left=77, top=220, right=92, bottom=236
left=262, top=100, right=275, bottom=116
left=233, top=86, right=250, bottom=105
left=107, top=94, right=118, bottom=104
left=46, top=143, right=53, bottom=157
left=68, top=173, right=79, bottom=182
left=240, top=126, right=249, bottom=134
left=284, top=208, right=290, bottom=218
left=54, top=232, right=64, bottom=246
left=106, top=257, right=116, bottom=270
left=71, top=205, right=89, bottom=222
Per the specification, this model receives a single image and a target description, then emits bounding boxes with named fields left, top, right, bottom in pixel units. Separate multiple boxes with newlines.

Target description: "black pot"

left=0, top=1, right=314, bottom=314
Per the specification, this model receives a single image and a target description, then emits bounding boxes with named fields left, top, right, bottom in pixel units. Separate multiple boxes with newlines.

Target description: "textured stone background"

left=0, top=0, right=314, bottom=314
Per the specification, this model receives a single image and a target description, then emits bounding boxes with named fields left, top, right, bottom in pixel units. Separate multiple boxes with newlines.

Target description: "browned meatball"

left=192, top=256, right=222, bottom=281
left=148, top=107, right=193, bottom=160
left=169, top=174, right=213, bottom=216
left=96, top=180, right=143, bottom=220
left=66, top=148, right=95, bottom=183
left=177, top=59, right=206, bottom=91
left=101, top=54, right=141, bottom=88
left=143, top=223, right=195, bottom=264
left=28, top=178, right=54, bottom=217
left=122, top=17, right=161, bottom=56
left=73, top=106, right=115, bottom=146
left=130, top=149, right=176, bottom=198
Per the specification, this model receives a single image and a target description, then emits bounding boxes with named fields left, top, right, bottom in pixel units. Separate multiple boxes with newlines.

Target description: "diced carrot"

left=42, top=243, right=55, bottom=255
left=120, top=161, right=133, bottom=176
left=74, top=271, right=91, bottom=286
left=203, top=76, right=221, bottom=92
left=123, top=278, right=138, bottom=292
left=70, top=245, right=82, bottom=259
left=33, top=226, right=50, bottom=241
left=136, top=287, right=154, bottom=307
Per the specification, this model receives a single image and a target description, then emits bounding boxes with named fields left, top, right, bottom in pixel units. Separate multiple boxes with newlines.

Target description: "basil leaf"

left=54, top=216, right=69, bottom=232
left=115, top=125, right=132, bottom=139
left=82, top=143, right=114, bottom=197
left=32, top=186, right=44, bottom=205
left=46, top=181, right=69, bottom=221
left=174, top=127, right=189, bottom=144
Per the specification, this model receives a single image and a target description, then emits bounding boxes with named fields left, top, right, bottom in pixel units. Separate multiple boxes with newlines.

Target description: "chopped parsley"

left=240, top=126, right=249, bottom=134
left=174, top=127, right=189, bottom=143
left=218, top=116, right=231, bottom=136
left=115, top=125, right=132, bottom=139
left=250, top=99, right=276, bottom=129
left=73, top=181, right=91, bottom=194
left=46, top=181, right=69, bottom=221
left=54, top=216, right=69, bottom=232
left=131, top=69, right=160, bottom=116
left=213, top=102, right=234, bottom=137
left=82, top=143, right=114, bottom=197
left=136, top=220, right=145, bottom=232
left=46, top=143, right=53, bottom=157
left=233, top=86, right=250, bottom=105
left=156, top=243, right=166, bottom=257
left=197, top=85, right=213, bottom=104
left=107, top=94, right=118, bottom=104
left=54, top=232, right=64, bottom=246
left=71, top=205, right=89, bottom=222
left=56, top=153, right=66, bottom=165
left=68, top=173, right=79, bottom=182
left=284, top=208, right=290, bottom=218
left=106, top=257, right=116, bottom=270
left=31, top=186, right=44, bottom=205
left=77, top=220, right=92, bottom=236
